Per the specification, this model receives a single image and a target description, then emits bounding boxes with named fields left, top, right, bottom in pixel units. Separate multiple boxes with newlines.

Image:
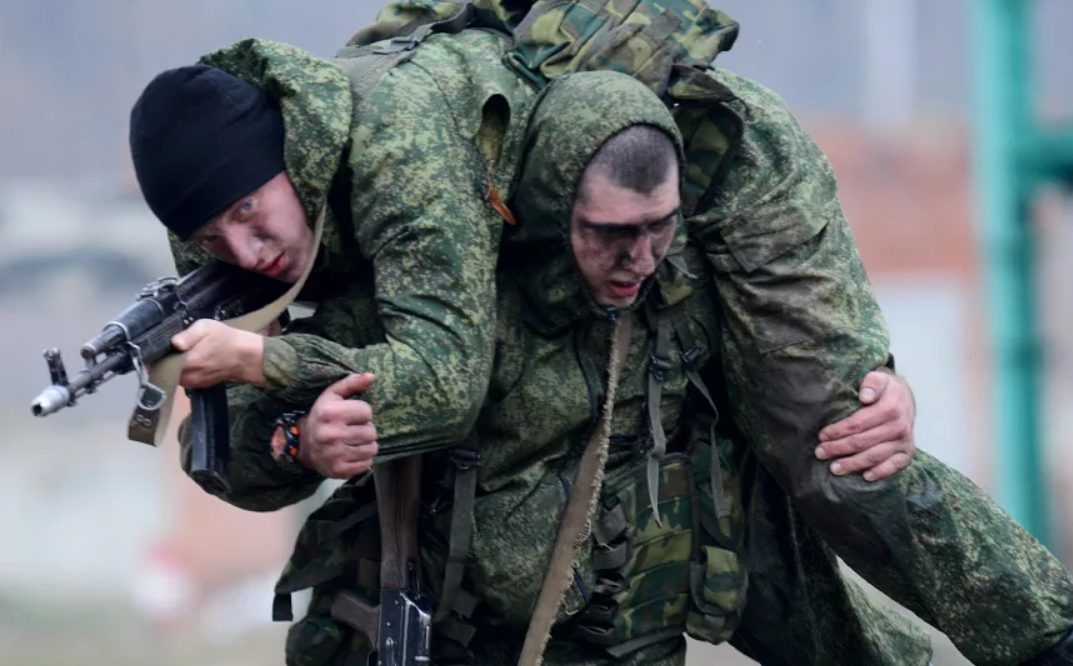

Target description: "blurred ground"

left=0, top=597, right=971, bottom=666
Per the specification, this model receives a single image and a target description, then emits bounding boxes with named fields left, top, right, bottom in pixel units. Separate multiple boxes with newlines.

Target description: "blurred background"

left=1, top=1, right=1071, bottom=665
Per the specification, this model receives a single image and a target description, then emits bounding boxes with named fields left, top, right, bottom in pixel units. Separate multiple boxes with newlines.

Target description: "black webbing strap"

left=667, top=306, right=728, bottom=519
left=434, top=432, right=481, bottom=624
left=645, top=298, right=675, bottom=527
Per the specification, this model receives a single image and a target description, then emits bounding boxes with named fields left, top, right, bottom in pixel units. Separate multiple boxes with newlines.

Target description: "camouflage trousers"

left=741, top=447, right=1073, bottom=666
left=282, top=455, right=1071, bottom=666
left=283, top=453, right=935, bottom=666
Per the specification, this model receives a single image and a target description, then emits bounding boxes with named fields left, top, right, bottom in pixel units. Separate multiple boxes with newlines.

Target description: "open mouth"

left=608, top=281, right=641, bottom=299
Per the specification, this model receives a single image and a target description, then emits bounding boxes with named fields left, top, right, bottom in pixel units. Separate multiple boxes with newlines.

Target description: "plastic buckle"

left=680, top=346, right=701, bottom=371
left=449, top=448, right=480, bottom=471
left=649, top=354, right=672, bottom=381
left=373, top=34, right=419, bottom=55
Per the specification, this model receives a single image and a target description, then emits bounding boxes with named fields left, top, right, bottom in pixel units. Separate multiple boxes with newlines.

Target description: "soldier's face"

left=570, top=165, right=680, bottom=309
left=186, top=171, right=313, bottom=283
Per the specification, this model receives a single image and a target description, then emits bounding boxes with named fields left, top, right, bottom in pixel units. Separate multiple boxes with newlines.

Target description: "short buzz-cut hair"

left=579, top=124, right=678, bottom=201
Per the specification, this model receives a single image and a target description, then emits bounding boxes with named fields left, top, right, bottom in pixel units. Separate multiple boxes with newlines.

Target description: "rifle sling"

left=517, top=314, right=634, bottom=666
left=435, top=432, right=481, bottom=623
left=126, top=205, right=327, bottom=447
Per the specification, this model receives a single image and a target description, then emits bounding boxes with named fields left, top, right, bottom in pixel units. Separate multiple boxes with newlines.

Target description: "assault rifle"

left=29, top=260, right=289, bottom=495
left=330, top=456, right=433, bottom=666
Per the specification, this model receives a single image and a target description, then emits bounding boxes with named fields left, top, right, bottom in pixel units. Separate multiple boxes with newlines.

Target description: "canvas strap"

left=517, top=314, right=634, bottom=666
left=127, top=206, right=327, bottom=446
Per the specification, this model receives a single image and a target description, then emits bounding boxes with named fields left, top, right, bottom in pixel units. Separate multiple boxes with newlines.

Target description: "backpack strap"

left=341, top=0, right=476, bottom=56
left=644, top=297, right=674, bottom=528
left=666, top=303, right=728, bottom=519
left=435, top=432, right=481, bottom=624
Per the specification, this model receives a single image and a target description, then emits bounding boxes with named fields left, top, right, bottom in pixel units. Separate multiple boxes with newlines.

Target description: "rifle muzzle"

left=32, top=386, right=71, bottom=417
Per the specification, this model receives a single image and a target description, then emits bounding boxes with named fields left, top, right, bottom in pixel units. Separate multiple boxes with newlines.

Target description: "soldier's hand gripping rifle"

left=30, top=260, right=289, bottom=495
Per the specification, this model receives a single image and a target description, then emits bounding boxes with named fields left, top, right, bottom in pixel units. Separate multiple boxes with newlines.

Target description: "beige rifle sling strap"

left=127, top=206, right=327, bottom=446
left=517, top=314, right=634, bottom=666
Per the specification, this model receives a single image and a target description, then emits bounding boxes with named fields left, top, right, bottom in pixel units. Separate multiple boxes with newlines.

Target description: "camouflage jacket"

left=169, top=30, right=540, bottom=483
left=263, top=74, right=735, bottom=663
left=353, top=0, right=894, bottom=540
left=176, top=11, right=890, bottom=581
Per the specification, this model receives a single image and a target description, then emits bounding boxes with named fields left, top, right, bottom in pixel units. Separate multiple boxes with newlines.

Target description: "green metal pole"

left=971, top=0, right=1050, bottom=545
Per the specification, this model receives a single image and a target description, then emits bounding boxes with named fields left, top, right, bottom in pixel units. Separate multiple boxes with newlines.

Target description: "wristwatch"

left=270, top=411, right=306, bottom=468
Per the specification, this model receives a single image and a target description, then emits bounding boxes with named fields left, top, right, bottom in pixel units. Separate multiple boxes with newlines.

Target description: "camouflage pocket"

left=570, top=453, right=695, bottom=654
left=466, top=470, right=597, bottom=631
left=275, top=476, right=381, bottom=612
left=686, top=433, right=747, bottom=645
left=284, top=589, right=375, bottom=666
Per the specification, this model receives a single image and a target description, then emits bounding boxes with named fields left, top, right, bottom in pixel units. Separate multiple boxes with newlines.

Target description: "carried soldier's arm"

left=254, top=64, right=502, bottom=461
left=691, top=69, right=893, bottom=497
left=257, top=64, right=500, bottom=459
left=167, top=44, right=505, bottom=463
left=692, top=70, right=1073, bottom=659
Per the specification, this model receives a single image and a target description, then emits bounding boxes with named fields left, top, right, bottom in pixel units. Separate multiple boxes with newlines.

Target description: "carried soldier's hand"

left=300, top=373, right=379, bottom=479
left=172, top=319, right=265, bottom=389
left=815, top=369, right=915, bottom=482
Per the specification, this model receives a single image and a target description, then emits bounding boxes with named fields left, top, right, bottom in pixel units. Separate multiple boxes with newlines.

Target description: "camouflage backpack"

left=348, top=0, right=746, bottom=217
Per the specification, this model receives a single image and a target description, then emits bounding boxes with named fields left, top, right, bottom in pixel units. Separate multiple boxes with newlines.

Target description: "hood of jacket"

left=503, top=69, right=687, bottom=335
left=168, top=38, right=355, bottom=277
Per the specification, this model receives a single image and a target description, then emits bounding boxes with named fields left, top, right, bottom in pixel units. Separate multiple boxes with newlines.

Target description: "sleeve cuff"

left=262, top=336, right=301, bottom=389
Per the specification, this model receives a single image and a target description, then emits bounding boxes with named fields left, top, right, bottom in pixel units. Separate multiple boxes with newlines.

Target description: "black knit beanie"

left=129, top=65, right=286, bottom=240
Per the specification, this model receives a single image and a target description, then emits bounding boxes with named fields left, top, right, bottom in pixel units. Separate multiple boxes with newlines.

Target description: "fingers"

left=316, top=399, right=374, bottom=426
left=857, top=370, right=891, bottom=405
left=304, top=376, right=377, bottom=479
left=178, top=372, right=212, bottom=390
left=315, top=441, right=378, bottom=480
left=316, top=423, right=377, bottom=448
left=322, top=451, right=377, bottom=479
left=828, top=441, right=897, bottom=476
left=171, top=319, right=218, bottom=352
left=819, top=400, right=898, bottom=444
left=817, top=417, right=907, bottom=459
left=858, top=453, right=912, bottom=482
left=325, top=373, right=376, bottom=399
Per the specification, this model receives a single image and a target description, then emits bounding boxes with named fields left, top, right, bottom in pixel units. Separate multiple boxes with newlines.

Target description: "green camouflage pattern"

left=257, top=29, right=537, bottom=462
left=196, top=65, right=933, bottom=666
left=168, top=30, right=540, bottom=464
left=177, top=278, right=386, bottom=512
left=166, top=8, right=1073, bottom=666
left=713, top=426, right=934, bottom=666
left=437, top=73, right=723, bottom=646
left=353, top=0, right=745, bottom=216
left=348, top=0, right=525, bottom=47
left=347, top=5, right=1073, bottom=662
left=205, top=71, right=737, bottom=665
left=165, top=25, right=930, bottom=666
left=354, top=0, right=739, bottom=98
left=689, top=68, right=1073, bottom=665
left=506, top=0, right=738, bottom=96
left=577, top=438, right=746, bottom=649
